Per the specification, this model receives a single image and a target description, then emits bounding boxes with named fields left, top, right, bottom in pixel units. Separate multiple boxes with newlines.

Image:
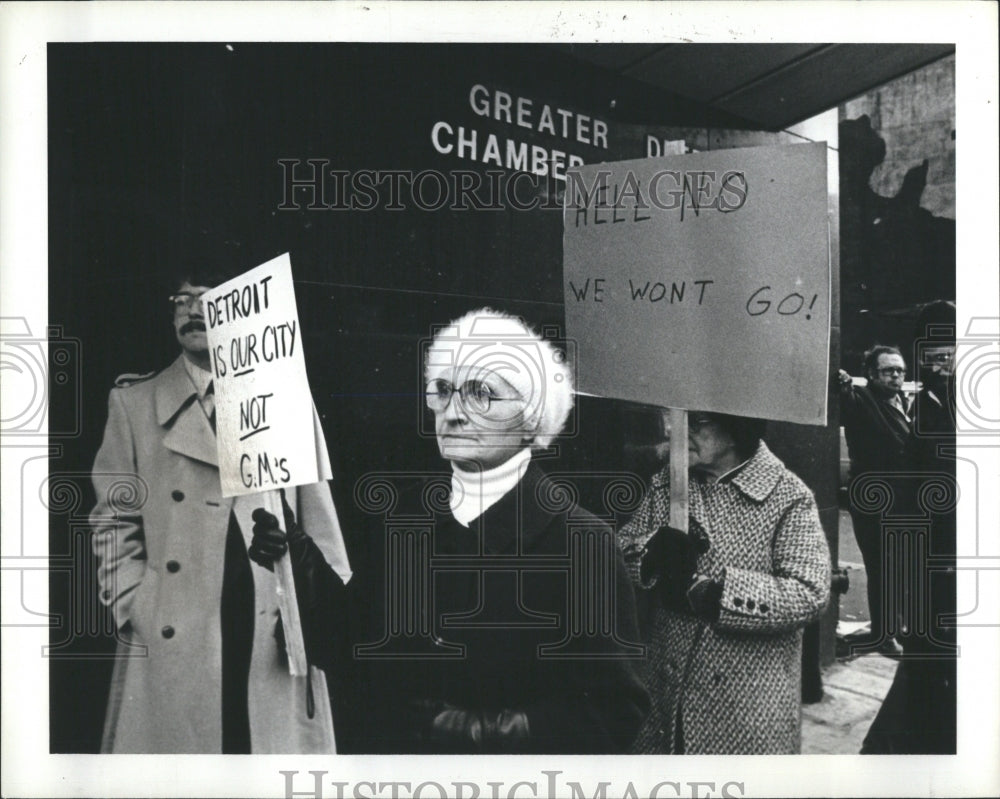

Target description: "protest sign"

left=563, top=142, right=831, bottom=426
left=202, top=252, right=332, bottom=677
left=202, top=253, right=331, bottom=496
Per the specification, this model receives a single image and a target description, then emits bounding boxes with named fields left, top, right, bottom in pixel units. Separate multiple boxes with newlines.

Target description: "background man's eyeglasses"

left=426, top=378, right=523, bottom=414
left=877, top=367, right=906, bottom=376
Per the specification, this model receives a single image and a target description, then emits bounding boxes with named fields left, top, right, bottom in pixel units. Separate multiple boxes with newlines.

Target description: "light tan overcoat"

left=91, top=355, right=352, bottom=753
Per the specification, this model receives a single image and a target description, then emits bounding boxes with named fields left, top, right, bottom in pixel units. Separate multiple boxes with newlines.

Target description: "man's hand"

left=249, top=492, right=302, bottom=571
left=248, top=510, right=287, bottom=571
left=837, top=369, right=854, bottom=391
left=248, top=492, right=345, bottom=670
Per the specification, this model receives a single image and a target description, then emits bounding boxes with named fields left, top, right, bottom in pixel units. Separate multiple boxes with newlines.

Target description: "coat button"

left=760, top=603, right=770, bottom=613
left=746, top=599, right=755, bottom=610
left=166, top=560, right=180, bottom=573
left=171, top=490, right=185, bottom=502
left=713, top=673, right=723, bottom=685
left=102, top=589, right=112, bottom=600
left=733, top=597, right=743, bottom=607
left=161, top=625, right=175, bottom=639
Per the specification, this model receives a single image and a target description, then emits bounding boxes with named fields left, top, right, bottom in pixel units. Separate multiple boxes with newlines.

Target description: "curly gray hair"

left=424, top=307, right=574, bottom=449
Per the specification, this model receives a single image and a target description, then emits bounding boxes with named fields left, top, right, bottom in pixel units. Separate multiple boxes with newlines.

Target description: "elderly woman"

left=619, top=412, right=830, bottom=754
left=251, top=307, right=648, bottom=754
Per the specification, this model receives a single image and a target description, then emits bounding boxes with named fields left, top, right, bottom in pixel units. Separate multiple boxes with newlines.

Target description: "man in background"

left=862, top=300, right=958, bottom=754
left=838, top=345, right=912, bottom=656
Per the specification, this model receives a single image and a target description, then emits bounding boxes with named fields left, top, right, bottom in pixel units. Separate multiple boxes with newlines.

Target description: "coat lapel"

left=688, top=444, right=782, bottom=533
left=880, top=394, right=912, bottom=438
left=156, top=356, right=219, bottom=466
left=888, top=397, right=912, bottom=429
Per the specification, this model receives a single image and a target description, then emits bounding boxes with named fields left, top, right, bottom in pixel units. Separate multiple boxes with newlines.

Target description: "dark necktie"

left=205, top=381, right=216, bottom=432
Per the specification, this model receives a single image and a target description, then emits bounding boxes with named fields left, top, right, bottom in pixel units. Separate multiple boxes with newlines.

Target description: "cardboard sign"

left=202, top=253, right=331, bottom=496
left=563, top=142, right=831, bottom=426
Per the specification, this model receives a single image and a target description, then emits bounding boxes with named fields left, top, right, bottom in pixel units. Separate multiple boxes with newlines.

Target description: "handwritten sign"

left=563, top=141, right=831, bottom=426
left=203, top=253, right=330, bottom=496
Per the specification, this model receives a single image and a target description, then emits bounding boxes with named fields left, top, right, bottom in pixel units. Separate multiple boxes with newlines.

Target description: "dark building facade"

left=838, top=55, right=956, bottom=371
left=49, top=44, right=851, bottom=752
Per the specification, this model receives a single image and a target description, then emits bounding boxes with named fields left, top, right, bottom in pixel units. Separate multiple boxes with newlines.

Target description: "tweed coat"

left=618, top=443, right=831, bottom=754
left=90, top=355, right=352, bottom=753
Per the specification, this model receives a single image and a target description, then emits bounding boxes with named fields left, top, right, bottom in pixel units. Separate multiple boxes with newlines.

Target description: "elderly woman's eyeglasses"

left=425, top=378, right=523, bottom=414
left=687, top=415, right=716, bottom=431
left=169, top=292, right=207, bottom=312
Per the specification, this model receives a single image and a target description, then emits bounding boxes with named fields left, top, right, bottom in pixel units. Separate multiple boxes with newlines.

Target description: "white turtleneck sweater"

left=450, top=448, right=532, bottom=527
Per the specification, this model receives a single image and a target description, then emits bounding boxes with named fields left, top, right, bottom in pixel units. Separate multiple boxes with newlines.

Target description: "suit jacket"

left=90, top=355, right=351, bottom=753
left=840, top=381, right=912, bottom=476
left=618, top=443, right=831, bottom=754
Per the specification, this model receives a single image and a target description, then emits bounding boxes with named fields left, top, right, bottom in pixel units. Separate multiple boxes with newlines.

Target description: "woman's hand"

left=686, top=574, right=723, bottom=622
left=640, top=520, right=709, bottom=609
left=410, top=700, right=530, bottom=752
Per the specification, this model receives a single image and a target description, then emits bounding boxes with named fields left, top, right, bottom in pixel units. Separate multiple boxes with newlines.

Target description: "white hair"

left=424, top=307, right=574, bottom=449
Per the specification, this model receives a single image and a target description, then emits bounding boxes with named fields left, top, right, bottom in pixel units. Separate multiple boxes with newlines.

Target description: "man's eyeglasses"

left=425, top=378, right=523, bottom=414
left=877, top=367, right=906, bottom=376
left=169, top=292, right=207, bottom=312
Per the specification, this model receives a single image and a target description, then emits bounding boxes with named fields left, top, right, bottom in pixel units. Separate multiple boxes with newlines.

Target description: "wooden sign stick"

left=261, top=489, right=309, bottom=677
left=668, top=407, right=689, bottom=533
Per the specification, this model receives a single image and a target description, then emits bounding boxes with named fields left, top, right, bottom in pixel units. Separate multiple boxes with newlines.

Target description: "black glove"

left=411, top=701, right=530, bottom=753
left=249, top=490, right=345, bottom=669
left=686, top=574, right=723, bottom=623
left=640, top=520, right=710, bottom=613
left=249, top=490, right=303, bottom=571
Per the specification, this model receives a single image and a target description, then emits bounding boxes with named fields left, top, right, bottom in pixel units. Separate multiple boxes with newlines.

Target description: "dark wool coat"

left=864, top=378, right=958, bottom=754
left=618, top=443, right=831, bottom=754
left=840, top=381, right=912, bottom=476
left=90, top=355, right=352, bottom=753
left=351, top=463, right=650, bottom=754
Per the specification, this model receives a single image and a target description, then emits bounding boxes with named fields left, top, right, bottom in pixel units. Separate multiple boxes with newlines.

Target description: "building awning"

left=559, top=44, right=955, bottom=130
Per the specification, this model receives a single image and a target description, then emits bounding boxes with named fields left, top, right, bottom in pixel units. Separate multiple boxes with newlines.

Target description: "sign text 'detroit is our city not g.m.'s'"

left=563, top=141, right=831, bottom=426
left=201, top=253, right=331, bottom=498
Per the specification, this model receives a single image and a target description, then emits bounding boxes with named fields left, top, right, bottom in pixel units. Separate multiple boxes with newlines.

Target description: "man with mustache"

left=90, top=269, right=351, bottom=753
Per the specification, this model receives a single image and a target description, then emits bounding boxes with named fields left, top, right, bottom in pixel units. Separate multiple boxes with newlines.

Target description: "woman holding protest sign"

left=250, top=307, right=649, bottom=753
left=618, top=412, right=831, bottom=753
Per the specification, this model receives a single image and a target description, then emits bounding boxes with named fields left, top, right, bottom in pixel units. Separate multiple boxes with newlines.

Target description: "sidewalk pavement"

left=800, top=505, right=898, bottom=754
left=802, top=653, right=898, bottom=754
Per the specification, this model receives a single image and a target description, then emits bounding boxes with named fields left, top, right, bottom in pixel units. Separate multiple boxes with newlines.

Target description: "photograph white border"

left=2, top=2, right=997, bottom=797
